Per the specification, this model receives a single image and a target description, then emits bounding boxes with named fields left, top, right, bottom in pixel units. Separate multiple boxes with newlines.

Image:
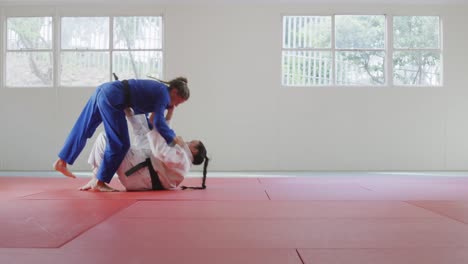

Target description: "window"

left=282, top=15, right=442, bottom=87
left=335, top=15, right=385, bottom=85
left=113, top=16, right=163, bottom=81
left=282, top=16, right=332, bottom=86
left=4, top=15, right=163, bottom=88
left=393, top=16, right=441, bottom=86
left=61, top=17, right=110, bottom=86
left=61, top=16, right=163, bottom=87
left=6, top=17, right=53, bottom=87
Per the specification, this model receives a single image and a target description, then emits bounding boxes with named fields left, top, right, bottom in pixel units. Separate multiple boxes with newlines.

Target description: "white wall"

left=1, top=3, right=468, bottom=172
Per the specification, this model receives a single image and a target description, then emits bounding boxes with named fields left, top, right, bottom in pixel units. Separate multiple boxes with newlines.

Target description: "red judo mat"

left=3, top=175, right=468, bottom=263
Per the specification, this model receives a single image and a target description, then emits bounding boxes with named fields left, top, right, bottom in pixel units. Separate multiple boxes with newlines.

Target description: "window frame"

left=59, top=16, right=111, bottom=87
left=281, top=15, right=334, bottom=87
left=281, top=13, right=443, bottom=88
left=391, top=15, right=443, bottom=87
left=5, top=16, right=54, bottom=88
left=110, top=16, right=164, bottom=84
left=334, top=14, right=387, bottom=86
left=1, top=9, right=165, bottom=89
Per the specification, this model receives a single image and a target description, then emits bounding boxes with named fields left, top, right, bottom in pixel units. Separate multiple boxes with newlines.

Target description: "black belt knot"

left=125, top=158, right=164, bottom=190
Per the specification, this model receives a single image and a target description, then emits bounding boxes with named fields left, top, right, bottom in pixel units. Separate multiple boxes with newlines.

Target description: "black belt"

left=121, top=80, right=132, bottom=107
left=125, top=158, right=164, bottom=190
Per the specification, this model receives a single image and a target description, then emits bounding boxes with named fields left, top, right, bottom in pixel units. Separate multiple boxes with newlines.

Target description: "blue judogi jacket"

left=101, top=79, right=175, bottom=144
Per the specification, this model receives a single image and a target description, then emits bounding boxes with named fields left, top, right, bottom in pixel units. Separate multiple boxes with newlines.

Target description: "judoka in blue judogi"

left=54, top=77, right=190, bottom=191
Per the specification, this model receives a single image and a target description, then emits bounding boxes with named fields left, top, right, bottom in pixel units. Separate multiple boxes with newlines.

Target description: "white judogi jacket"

left=88, top=115, right=193, bottom=191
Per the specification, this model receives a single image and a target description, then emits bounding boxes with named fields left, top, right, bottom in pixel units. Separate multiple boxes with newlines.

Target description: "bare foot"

left=53, top=159, right=76, bottom=179
left=80, top=179, right=117, bottom=192
left=93, top=182, right=118, bottom=192
left=79, top=178, right=97, bottom=191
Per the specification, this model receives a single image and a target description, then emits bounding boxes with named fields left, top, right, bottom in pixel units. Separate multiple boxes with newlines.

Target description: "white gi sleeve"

left=146, top=130, right=191, bottom=189
left=127, top=114, right=150, bottom=150
left=88, top=132, right=107, bottom=169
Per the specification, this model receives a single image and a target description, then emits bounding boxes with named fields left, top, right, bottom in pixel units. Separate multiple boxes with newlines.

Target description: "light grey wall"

left=1, top=3, right=468, bottom=172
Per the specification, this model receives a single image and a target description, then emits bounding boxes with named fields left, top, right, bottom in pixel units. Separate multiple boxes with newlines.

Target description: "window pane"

left=6, top=52, right=52, bottom=87
left=60, top=51, right=109, bottom=86
left=7, top=17, right=52, bottom=50
left=336, top=51, right=385, bottom=85
left=393, top=16, right=440, bottom=49
left=114, top=16, right=162, bottom=49
left=335, top=15, right=385, bottom=49
left=113, top=51, right=162, bottom=80
left=282, top=51, right=332, bottom=86
left=283, top=16, right=331, bottom=49
left=61, top=17, right=109, bottom=49
left=393, top=51, right=441, bottom=85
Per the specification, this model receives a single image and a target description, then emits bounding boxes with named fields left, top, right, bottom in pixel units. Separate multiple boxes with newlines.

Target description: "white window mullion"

left=292, top=50, right=296, bottom=86
left=282, top=16, right=286, bottom=48
left=1, top=10, right=4, bottom=89
left=284, top=52, right=289, bottom=86
left=439, top=16, right=444, bottom=86
left=160, top=15, right=165, bottom=79
left=331, top=15, right=336, bottom=85
left=292, top=16, right=297, bottom=49
left=312, top=50, right=317, bottom=85
left=287, top=17, right=292, bottom=50
left=307, top=50, right=312, bottom=86
left=54, top=9, right=60, bottom=88
left=109, top=16, right=114, bottom=81
left=288, top=17, right=294, bottom=85
left=387, top=14, right=393, bottom=87
left=306, top=17, right=310, bottom=50
left=300, top=16, right=305, bottom=48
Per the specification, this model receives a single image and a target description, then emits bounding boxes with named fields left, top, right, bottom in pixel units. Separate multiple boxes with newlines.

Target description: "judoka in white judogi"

left=83, top=111, right=208, bottom=191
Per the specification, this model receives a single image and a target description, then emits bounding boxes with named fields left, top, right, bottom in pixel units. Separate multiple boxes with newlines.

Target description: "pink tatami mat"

left=358, top=181, right=468, bottom=200
left=23, top=187, right=268, bottom=201
left=64, top=217, right=468, bottom=249
left=15, top=176, right=268, bottom=201
left=0, top=199, right=134, bottom=248
left=0, top=177, right=90, bottom=200
left=263, top=177, right=468, bottom=200
left=181, top=177, right=262, bottom=187
left=4, top=175, right=468, bottom=263
left=0, top=248, right=302, bottom=264
left=264, top=183, right=381, bottom=200
left=408, top=201, right=468, bottom=224
left=297, top=248, right=468, bottom=264
left=115, top=200, right=442, bottom=219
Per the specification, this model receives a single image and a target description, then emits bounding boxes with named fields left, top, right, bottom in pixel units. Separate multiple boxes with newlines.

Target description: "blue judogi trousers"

left=58, top=83, right=129, bottom=183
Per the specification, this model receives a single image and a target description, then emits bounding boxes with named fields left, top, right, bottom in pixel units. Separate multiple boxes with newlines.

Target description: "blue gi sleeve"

left=153, top=101, right=176, bottom=144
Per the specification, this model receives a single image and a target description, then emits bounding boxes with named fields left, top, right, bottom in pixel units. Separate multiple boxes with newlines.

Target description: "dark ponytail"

left=181, top=141, right=209, bottom=190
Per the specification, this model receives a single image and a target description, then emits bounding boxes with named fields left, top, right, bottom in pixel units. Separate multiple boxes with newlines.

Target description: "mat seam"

left=55, top=200, right=138, bottom=248
left=404, top=201, right=468, bottom=226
